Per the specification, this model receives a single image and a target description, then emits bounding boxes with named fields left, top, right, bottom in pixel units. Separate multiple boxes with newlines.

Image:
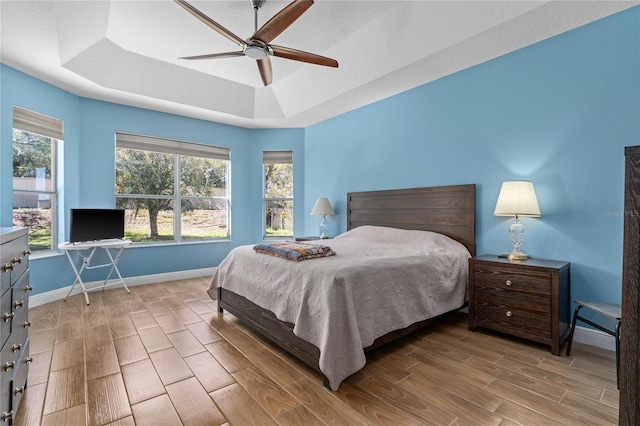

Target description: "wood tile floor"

left=15, top=277, right=619, bottom=425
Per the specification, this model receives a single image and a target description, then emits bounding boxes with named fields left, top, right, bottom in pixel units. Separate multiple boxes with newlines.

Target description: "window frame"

left=263, top=150, right=294, bottom=240
left=12, top=106, right=63, bottom=254
left=115, top=132, right=231, bottom=244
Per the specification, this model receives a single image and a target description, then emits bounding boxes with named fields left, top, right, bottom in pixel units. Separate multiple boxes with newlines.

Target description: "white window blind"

left=13, top=106, right=63, bottom=140
left=116, top=132, right=230, bottom=161
left=263, top=150, right=292, bottom=164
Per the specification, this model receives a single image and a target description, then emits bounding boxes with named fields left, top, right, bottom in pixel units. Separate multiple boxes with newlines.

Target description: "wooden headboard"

left=347, top=184, right=476, bottom=256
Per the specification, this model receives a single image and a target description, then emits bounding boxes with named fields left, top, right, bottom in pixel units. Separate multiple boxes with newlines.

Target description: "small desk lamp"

left=311, top=197, right=335, bottom=239
left=494, top=181, right=541, bottom=260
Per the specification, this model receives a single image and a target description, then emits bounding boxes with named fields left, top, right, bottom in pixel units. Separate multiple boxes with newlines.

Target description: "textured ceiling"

left=1, top=1, right=637, bottom=129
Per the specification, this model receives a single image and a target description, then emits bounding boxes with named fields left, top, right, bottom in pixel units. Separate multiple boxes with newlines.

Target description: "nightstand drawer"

left=473, top=287, right=550, bottom=315
left=472, top=265, right=551, bottom=295
left=473, top=300, right=551, bottom=334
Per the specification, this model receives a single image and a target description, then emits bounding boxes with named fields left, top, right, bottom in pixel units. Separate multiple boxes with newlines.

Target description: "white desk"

left=58, top=239, right=132, bottom=305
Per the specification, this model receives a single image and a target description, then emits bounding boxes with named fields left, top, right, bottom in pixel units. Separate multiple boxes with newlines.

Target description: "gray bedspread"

left=208, top=225, right=470, bottom=390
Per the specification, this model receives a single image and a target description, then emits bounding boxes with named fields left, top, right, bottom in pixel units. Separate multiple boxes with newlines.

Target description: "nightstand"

left=468, top=255, right=571, bottom=355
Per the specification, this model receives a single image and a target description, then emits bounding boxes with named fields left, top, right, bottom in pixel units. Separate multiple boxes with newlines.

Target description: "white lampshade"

left=494, top=181, right=541, bottom=217
left=310, top=198, right=335, bottom=216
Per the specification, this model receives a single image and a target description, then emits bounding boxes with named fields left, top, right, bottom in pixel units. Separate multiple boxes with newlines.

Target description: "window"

left=263, top=151, right=293, bottom=238
left=12, top=106, right=62, bottom=252
left=115, top=132, right=230, bottom=243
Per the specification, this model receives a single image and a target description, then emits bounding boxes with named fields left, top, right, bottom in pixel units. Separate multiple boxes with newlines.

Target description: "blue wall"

left=304, top=6, right=639, bottom=307
left=1, top=6, right=638, bottom=305
left=1, top=66, right=305, bottom=295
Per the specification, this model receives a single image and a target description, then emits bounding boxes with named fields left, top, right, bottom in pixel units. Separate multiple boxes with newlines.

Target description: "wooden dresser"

left=0, top=228, right=32, bottom=425
left=468, top=254, right=570, bottom=355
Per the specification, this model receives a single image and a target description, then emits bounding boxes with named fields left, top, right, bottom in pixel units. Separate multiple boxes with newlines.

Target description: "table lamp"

left=311, top=197, right=335, bottom=239
left=494, top=180, right=541, bottom=260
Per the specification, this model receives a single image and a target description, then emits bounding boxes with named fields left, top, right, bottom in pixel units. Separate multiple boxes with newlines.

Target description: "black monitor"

left=69, top=208, right=125, bottom=243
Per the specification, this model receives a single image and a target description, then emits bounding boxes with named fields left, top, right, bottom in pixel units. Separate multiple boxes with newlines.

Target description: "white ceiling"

left=1, top=1, right=637, bottom=129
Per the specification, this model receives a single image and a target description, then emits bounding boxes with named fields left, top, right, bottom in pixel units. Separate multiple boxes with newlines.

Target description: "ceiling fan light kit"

left=174, top=0, right=339, bottom=86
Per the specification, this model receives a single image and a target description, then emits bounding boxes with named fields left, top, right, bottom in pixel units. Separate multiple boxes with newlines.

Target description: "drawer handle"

left=1, top=263, right=13, bottom=273
left=10, top=257, right=22, bottom=265
left=505, top=280, right=512, bottom=286
left=1, top=312, right=14, bottom=322
left=25, top=285, right=33, bottom=292
left=23, top=321, right=32, bottom=328
left=13, top=386, right=25, bottom=396
left=23, top=249, right=31, bottom=256
left=3, top=362, right=15, bottom=371
left=11, top=344, right=21, bottom=353
left=25, top=357, right=33, bottom=364
left=1, top=411, right=14, bottom=422
left=506, top=311, right=513, bottom=317
left=13, top=300, right=24, bottom=309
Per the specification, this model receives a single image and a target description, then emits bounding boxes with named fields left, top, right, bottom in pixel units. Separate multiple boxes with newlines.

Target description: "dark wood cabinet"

left=0, top=227, right=31, bottom=425
left=468, top=255, right=570, bottom=355
left=620, top=145, right=640, bottom=424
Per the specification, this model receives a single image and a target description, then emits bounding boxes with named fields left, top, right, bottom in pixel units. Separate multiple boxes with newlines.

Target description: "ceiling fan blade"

left=179, top=51, right=245, bottom=60
left=271, top=45, right=338, bottom=68
left=257, top=57, right=273, bottom=86
left=252, top=0, right=313, bottom=44
left=174, top=0, right=245, bottom=47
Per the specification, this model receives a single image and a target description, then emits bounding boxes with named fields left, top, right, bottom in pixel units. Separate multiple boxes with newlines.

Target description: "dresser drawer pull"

left=25, top=356, right=33, bottom=364
left=23, top=249, right=31, bottom=256
left=13, top=386, right=25, bottom=396
left=13, top=300, right=24, bottom=309
left=11, top=344, right=21, bottom=353
left=1, top=411, right=14, bottom=422
left=505, top=280, right=512, bottom=286
left=1, top=263, right=13, bottom=273
left=23, top=321, right=32, bottom=328
left=10, top=257, right=22, bottom=265
left=3, top=362, right=15, bottom=372
left=25, top=285, right=33, bottom=292
left=1, top=312, right=14, bottom=322
left=506, top=311, right=513, bottom=317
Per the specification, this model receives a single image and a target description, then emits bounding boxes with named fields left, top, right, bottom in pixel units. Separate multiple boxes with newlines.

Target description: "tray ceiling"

left=1, top=1, right=636, bottom=128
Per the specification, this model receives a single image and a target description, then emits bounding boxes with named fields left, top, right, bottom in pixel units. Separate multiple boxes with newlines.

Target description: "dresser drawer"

left=0, top=342, right=18, bottom=426
left=11, top=273, right=29, bottom=339
left=0, top=236, right=28, bottom=298
left=9, top=338, right=29, bottom=418
left=0, top=291, right=11, bottom=350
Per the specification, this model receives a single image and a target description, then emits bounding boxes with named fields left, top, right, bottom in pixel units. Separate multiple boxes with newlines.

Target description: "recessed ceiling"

left=1, top=1, right=636, bottom=129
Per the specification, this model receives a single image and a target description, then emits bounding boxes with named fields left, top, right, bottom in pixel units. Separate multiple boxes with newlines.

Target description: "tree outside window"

left=115, top=133, right=230, bottom=243
left=264, top=151, right=293, bottom=238
left=12, top=108, right=61, bottom=252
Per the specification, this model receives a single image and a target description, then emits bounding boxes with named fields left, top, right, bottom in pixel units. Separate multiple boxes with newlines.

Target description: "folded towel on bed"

left=253, top=242, right=336, bottom=261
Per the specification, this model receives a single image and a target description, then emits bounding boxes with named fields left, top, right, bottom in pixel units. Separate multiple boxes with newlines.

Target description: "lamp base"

left=508, top=252, right=530, bottom=261
left=505, top=247, right=530, bottom=261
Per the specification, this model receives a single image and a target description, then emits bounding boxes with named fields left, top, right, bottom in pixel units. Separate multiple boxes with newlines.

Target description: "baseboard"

left=29, top=267, right=216, bottom=308
left=572, top=325, right=616, bottom=352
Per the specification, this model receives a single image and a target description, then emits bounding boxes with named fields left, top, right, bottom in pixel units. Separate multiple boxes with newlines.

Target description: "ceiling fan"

left=173, top=0, right=339, bottom=86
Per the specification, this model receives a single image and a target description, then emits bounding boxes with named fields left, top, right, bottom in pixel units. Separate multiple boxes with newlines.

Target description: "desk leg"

left=102, top=247, right=130, bottom=294
left=63, top=248, right=94, bottom=305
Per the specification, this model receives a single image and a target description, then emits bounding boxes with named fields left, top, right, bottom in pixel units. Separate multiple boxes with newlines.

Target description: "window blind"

left=263, top=150, right=292, bottom=164
left=13, top=106, right=64, bottom=140
left=116, top=132, right=230, bottom=161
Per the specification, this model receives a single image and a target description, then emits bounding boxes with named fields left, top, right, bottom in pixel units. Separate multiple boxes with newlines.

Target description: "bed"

left=208, top=184, right=475, bottom=390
